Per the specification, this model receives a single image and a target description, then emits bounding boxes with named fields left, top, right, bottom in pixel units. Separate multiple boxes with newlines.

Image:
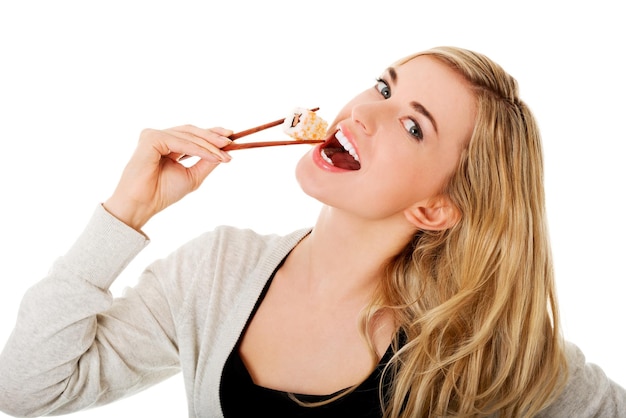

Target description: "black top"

left=220, top=340, right=394, bottom=417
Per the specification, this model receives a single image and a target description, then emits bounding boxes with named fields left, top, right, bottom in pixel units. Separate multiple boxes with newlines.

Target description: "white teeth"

left=321, top=150, right=334, bottom=165
left=335, top=129, right=360, bottom=162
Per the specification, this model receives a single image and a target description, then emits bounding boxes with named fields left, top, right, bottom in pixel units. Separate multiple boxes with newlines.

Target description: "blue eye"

left=375, top=78, right=391, bottom=99
left=402, top=118, right=423, bottom=140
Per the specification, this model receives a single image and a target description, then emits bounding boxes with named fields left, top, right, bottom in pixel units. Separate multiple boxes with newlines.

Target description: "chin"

left=295, top=150, right=327, bottom=202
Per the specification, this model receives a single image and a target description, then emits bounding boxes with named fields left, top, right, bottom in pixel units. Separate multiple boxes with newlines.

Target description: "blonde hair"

left=370, top=46, right=568, bottom=417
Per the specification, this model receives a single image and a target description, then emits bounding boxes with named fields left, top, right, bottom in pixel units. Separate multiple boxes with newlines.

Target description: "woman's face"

left=295, top=55, right=476, bottom=222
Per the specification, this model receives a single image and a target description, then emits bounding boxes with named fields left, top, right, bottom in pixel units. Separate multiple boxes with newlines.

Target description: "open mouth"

left=320, top=129, right=361, bottom=170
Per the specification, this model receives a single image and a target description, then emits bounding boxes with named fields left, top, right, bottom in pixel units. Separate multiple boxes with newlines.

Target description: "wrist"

left=102, top=197, right=151, bottom=231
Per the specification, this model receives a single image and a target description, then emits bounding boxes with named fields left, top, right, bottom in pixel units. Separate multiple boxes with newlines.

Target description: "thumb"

left=185, top=158, right=224, bottom=190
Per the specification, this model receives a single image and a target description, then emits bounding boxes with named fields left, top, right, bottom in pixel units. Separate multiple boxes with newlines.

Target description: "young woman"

left=0, top=46, right=624, bottom=417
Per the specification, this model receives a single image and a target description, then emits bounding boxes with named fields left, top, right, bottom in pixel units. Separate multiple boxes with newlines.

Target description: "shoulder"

left=140, top=225, right=311, bottom=325
left=536, top=342, right=626, bottom=417
left=147, top=225, right=311, bottom=295
left=179, top=225, right=311, bottom=260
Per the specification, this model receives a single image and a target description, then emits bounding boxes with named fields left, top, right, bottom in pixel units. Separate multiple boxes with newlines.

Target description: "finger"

left=164, top=126, right=232, bottom=161
left=142, top=128, right=231, bottom=163
left=208, top=126, right=234, bottom=139
left=167, top=125, right=233, bottom=148
left=166, top=137, right=230, bottom=163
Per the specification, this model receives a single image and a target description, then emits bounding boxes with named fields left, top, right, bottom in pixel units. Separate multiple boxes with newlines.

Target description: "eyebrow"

left=387, top=67, right=398, bottom=83
left=410, top=101, right=438, bottom=134
left=385, top=67, right=439, bottom=135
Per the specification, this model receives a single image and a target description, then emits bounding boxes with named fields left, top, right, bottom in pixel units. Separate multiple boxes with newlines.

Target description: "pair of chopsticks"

left=222, top=107, right=324, bottom=151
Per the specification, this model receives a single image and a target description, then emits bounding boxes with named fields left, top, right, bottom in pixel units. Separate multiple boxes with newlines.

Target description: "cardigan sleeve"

left=536, top=342, right=626, bottom=417
left=0, top=205, right=181, bottom=417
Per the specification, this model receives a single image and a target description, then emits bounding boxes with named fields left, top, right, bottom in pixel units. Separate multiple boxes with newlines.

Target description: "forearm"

left=0, top=205, right=149, bottom=416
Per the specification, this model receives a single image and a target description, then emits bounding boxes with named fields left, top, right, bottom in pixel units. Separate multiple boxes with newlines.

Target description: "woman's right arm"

left=0, top=125, right=233, bottom=416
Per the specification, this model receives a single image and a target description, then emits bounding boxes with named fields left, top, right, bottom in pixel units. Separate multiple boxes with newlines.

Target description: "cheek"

left=368, top=150, right=446, bottom=205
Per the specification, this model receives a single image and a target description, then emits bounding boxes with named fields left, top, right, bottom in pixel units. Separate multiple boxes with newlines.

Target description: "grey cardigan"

left=0, top=205, right=624, bottom=417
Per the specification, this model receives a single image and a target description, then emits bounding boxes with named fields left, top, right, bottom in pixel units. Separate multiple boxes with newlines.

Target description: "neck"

left=286, top=205, right=416, bottom=302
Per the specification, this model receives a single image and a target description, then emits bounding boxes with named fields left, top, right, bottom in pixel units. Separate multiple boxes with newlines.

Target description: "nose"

left=350, top=101, right=380, bottom=136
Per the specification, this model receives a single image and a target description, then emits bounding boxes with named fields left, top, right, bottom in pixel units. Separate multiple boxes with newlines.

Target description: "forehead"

left=393, top=56, right=476, bottom=141
left=391, top=55, right=472, bottom=98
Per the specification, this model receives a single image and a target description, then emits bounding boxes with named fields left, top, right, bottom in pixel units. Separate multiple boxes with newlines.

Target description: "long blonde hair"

left=371, top=46, right=568, bottom=417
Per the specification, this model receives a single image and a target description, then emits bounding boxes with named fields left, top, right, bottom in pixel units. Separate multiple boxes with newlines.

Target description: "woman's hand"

left=103, top=125, right=233, bottom=230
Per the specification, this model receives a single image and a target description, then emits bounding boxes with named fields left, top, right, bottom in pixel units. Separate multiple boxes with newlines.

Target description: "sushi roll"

left=282, top=107, right=328, bottom=141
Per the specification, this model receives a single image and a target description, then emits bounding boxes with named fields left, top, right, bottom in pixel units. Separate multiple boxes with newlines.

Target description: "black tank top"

left=220, top=340, right=394, bottom=417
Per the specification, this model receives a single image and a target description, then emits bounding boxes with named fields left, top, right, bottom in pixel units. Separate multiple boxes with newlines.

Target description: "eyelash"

left=374, top=78, right=424, bottom=141
left=375, top=78, right=391, bottom=99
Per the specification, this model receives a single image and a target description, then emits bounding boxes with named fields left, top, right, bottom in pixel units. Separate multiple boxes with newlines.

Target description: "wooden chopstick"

left=223, top=139, right=323, bottom=151
left=178, top=107, right=323, bottom=160
left=228, top=107, right=320, bottom=140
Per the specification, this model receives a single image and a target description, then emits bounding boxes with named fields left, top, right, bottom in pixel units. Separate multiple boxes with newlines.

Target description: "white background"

left=0, top=0, right=624, bottom=416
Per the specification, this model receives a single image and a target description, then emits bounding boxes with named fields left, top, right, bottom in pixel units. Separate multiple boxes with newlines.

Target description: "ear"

left=404, top=196, right=461, bottom=231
